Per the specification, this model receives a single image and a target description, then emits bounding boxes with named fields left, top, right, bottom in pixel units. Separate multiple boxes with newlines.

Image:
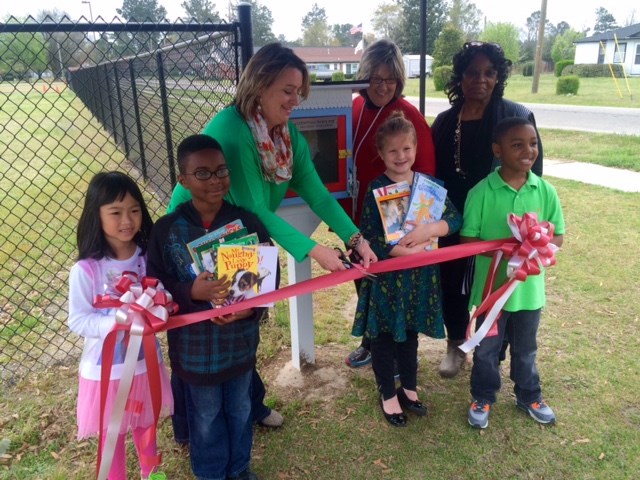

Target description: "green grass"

left=406, top=73, right=640, bottom=108
left=1, top=79, right=640, bottom=478
left=3, top=179, right=640, bottom=479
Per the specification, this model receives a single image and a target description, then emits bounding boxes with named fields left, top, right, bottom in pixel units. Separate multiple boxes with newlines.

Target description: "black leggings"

left=370, top=331, right=418, bottom=400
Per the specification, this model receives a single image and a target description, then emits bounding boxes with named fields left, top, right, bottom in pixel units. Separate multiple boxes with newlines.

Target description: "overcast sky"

left=1, top=0, right=636, bottom=39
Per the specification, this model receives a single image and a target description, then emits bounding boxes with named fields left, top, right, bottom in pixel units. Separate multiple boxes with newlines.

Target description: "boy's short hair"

left=177, top=134, right=224, bottom=173
left=492, top=117, right=534, bottom=143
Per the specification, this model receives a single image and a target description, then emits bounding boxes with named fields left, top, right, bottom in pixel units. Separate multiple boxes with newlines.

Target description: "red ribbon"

left=95, top=273, right=177, bottom=479
left=93, top=213, right=557, bottom=476
left=461, top=213, right=558, bottom=352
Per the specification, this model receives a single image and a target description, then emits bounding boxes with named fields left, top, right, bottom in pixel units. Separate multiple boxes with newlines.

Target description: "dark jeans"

left=370, top=331, right=418, bottom=400
left=185, top=369, right=253, bottom=480
left=171, top=367, right=271, bottom=445
left=470, top=309, right=542, bottom=405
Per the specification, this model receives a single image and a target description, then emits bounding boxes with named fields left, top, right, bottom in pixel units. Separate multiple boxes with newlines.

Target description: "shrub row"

left=562, top=63, right=625, bottom=78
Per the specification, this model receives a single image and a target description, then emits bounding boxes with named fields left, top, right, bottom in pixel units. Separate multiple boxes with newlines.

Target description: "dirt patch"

left=260, top=337, right=451, bottom=405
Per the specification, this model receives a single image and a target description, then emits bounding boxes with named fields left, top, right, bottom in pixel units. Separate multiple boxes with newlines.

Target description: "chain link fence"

left=0, top=11, right=252, bottom=386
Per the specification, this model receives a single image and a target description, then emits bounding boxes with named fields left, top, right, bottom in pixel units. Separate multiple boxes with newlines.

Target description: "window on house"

left=597, top=44, right=605, bottom=64
left=613, top=42, right=626, bottom=63
left=635, top=44, right=640, bottom=65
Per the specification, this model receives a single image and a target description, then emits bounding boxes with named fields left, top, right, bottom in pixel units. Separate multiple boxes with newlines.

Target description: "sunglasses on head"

left=464, top=41, right=503, bottom=53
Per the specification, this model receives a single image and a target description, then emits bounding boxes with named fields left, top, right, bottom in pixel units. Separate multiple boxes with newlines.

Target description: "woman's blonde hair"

left=356, top=39, right=406, bottom=99
left=234, top=42, right=310, bottom=119
left=375, top=111, right=417, bottom=151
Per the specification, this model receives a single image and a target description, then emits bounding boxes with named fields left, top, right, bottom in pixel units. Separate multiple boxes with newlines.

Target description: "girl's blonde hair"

left=234, top=42, right=310, bottom=120
left=375, top=111, right=417, bottom=151
left=356, top=39, right=406, bottom=99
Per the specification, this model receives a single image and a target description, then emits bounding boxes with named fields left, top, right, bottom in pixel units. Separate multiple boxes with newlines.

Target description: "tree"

left=371, top=2, right=401, bottom=39
left=301, top=3, right=329, bottom=46
left=432, top=25, right=464, bottom=67
left=525, top=11, right=553, bottom=42
left=37, top=10, right=92, bottom=76
left=117, top=0, right=167, bottom=21
left=229, top=1, right=276, bottom=47
left=116, top=0, right=168, bottom=53
left=593, top=7, right=618, bottom=33
left=392, top=0, right=448, bottom=55
left=181, top=0, right=220, bottom=22
left=0, top=30, right=48, bottom=76
left=448, top=0, right=483, bottom=40
left=550, top=28, right=584, bottom=63
left=330, top=24, right=356, bottom=47
left=479, top=22, right=520, bottom=64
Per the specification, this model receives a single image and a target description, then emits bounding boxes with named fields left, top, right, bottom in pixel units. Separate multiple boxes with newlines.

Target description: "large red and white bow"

left=459, top=213, right=558, bottom=353
left=94, top=272, right=177, bottom=480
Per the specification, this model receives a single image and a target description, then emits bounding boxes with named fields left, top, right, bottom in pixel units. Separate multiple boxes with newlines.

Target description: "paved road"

left=408, top=97, right=640, bottom=136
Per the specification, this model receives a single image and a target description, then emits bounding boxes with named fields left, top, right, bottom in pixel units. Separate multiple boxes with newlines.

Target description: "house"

left=574, top=23, right=640, bottom=76
left=292, top=47, right=363, bottom=77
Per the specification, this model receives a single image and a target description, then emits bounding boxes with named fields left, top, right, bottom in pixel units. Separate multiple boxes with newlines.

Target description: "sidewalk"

left=544, top=159, right=640, bottom=193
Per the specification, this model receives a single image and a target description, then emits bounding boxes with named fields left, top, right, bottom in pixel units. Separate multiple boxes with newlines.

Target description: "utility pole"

left=531, top=0, right=548, bottom=93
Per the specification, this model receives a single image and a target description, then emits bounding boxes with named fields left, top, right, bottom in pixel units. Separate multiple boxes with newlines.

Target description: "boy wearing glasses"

left=147, top=134, right=271, bottom=480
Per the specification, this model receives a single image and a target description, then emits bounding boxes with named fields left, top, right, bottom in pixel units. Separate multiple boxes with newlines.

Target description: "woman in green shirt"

left=168, top=43, right=376, bottom=270
left=167, top=43, right=377, bottom=432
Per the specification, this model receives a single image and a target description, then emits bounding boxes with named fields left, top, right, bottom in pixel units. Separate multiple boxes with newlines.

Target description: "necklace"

left=453, top=106, right=467, bottom=178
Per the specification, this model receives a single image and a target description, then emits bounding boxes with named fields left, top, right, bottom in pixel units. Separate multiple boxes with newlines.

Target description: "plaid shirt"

left=147, top=201, right=270, bottom=385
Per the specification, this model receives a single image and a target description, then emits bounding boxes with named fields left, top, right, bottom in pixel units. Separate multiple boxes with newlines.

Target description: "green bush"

left=522, top=61, right=535, bottom=77
left=432, top=66, right=452, bottom=91
left=331, top=71, right=345, bottom=82
left=344, top=73, right=354, bottom=80
left=556, top=75, right=580, bottom=95
left=309, top=73, right=317, bottom=82
left=562, top=63, right=625, bottom=78
left=555, top=59, right=574, bottom=77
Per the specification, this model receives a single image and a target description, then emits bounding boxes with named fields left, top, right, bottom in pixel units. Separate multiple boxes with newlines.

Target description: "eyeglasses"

left=464, top=41, right=503, bottom=53
left=183, top=168, right=230, bottom=181
left=370, top=76, right=397, bottom=86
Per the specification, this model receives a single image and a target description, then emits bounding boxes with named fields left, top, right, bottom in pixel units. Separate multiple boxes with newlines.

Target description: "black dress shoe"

left=379, top=396, right=407, bottom=427
left=397, top=388, right=428, bottom=416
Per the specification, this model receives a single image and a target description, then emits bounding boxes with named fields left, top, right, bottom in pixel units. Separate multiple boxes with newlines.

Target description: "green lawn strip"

left=406, top=73, right=640, bottom=108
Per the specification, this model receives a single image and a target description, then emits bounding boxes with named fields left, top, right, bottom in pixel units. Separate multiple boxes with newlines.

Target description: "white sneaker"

left=258, top=409, right=283, bottom=427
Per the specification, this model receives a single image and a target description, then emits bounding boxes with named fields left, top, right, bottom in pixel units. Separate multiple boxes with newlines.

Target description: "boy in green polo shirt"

left=460, top=117, right=565, bottom=429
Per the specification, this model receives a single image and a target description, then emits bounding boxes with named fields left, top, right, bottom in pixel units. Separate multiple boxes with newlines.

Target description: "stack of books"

left=187, top=220, right=278, bottom=306
left=373, top=173, right=447, bottom=249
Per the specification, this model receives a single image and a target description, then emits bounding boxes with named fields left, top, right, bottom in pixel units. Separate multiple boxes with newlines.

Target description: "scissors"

left=334, top=248, right=377, bottom=278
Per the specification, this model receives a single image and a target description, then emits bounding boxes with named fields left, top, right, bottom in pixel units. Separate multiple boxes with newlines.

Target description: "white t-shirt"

left=68, top=248, right=162, bottom=381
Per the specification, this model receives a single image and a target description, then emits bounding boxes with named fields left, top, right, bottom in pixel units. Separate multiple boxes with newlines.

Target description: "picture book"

left=217, top=244, right=260, bottom=305
left=372, top=181, right=411, bottom=244
left=255, top=245, right=279, bottom=307
left=185, top=220, right=245, bottom=273
left=197, top=232, right=258, bottom=275
left=402, top=173, right=448, bottom=250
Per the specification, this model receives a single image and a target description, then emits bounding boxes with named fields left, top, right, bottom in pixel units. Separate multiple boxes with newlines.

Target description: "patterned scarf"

left=246, top=111, right=293, bottom=184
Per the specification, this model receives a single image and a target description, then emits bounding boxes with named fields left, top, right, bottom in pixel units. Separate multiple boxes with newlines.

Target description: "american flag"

left=350, top=23, right=363, bottom=35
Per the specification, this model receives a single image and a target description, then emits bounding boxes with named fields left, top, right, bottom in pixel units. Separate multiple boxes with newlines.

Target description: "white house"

left=574, top=23, right=640, bottom=76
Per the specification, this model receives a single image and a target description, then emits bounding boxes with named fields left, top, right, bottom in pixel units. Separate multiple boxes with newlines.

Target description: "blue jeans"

left=171, top=368, right=270, bottom=444
left=184, top=369, right=253, bottom=480
left=470, top=309, right=542, bottom=405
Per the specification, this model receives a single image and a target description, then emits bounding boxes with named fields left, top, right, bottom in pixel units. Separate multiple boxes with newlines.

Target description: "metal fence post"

left=156, top=51, right=176, bottom=188
left=129, top=60, right=148, bottom=180
left=103, top=64, right=118, bottom=143
left=114, top=64, right=130, bottom=160
left=237, top=3, right=253, bottom=69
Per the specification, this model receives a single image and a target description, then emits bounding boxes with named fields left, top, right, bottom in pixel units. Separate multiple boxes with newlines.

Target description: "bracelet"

left=348, top=232, right=367, bottom=250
